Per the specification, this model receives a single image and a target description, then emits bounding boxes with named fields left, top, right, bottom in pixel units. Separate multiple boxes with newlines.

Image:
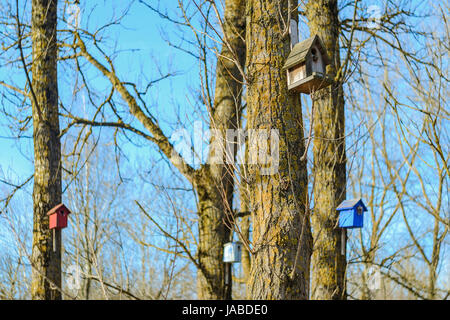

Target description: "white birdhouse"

left=283, top=34, right=333, bottom=94
left=223, top=242, right=242, bottom=263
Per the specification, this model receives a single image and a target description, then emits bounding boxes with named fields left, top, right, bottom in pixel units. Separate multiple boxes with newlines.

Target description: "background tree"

left=29, top=0, right=62, bottom=300
left=305, top=0, right=347, bottom=300
left=194, top=0, right=246, bottom=299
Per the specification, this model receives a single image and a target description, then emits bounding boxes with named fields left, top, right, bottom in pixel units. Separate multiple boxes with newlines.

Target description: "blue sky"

left=0, top=0, right=201, bottom=184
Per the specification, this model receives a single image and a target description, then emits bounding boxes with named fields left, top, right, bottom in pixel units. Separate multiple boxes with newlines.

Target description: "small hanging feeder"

left=223, top=242, right=242, bottom=263
left=336, top=198, right=367, bottom=256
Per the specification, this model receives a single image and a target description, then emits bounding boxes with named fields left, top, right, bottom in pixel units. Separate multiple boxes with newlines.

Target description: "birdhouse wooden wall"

left=310, top=45, right=325, bottom=74
left=288, top=63, right=306, bottom=86
left=338, top=207, right=364, bottom=228
left=49, top=212, right=68, bottom=229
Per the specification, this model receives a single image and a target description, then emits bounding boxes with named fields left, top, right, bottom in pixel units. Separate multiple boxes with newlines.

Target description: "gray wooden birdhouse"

left=223, top=242, right=242, bottom=263
left=283, top=34, right=333, bottom=94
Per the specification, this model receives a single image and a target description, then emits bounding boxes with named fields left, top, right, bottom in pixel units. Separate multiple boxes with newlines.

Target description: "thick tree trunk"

left=306, top=0, right=347, bottom=300
left=240, top=215, right=251, bottom=282
left=30, top=0, right=62, bottom=300
left=239, top=185, right=251, bottom=286
left=196, top=174, right=232, bottom=299
left=196, top=0, right=246, bottom=300
left=238, top=168, right=251, bottom=295
left=245, top=0, right=312, bottom=299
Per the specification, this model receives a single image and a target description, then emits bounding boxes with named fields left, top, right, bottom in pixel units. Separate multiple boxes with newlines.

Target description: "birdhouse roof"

left=47, top=203, right=71, bottom=216
left=336, top=198, right=368, bottom=212
left=283, top=34, right=330, bottom=70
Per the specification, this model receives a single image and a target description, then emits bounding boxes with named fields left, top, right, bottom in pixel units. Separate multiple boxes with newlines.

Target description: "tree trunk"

left=30, top=0, right=62, bottom=300
left=306, top=0, right=347, bottom=300
left=196, top=0, right=246, bottom=300
left=238, top=167, right=251, bottom=295
left=245, top=0, right=312, bottom=299
left=240, top=215, right=251, bottom=283
left=239, top=182, right=251, bottom=286
left=196, top=174, right=232, bottom=299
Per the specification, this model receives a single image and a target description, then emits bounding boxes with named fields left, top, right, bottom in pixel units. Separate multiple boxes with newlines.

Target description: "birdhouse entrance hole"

left=310, top=46, right=325, bottom=74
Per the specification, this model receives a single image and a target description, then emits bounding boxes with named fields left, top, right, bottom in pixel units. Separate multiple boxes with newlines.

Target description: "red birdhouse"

left=47, top=203, right=71, bottom=230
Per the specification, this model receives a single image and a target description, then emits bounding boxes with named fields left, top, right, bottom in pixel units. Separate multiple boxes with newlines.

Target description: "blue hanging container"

left=337, top=198, right=367, bottom=228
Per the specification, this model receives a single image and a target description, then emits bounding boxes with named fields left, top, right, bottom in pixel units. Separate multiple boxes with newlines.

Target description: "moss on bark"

left=306, top=0, right=347, bottom=300
left=245, top=0, right=312, bottom=300
left=31, top=0, right=62, bottom=300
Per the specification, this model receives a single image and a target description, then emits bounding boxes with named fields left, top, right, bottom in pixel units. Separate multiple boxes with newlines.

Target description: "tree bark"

left=30, top=0, right=62, bottom=300
left=196, top=0, right=246, bottom=300
left=245, top=0, right=312, bottom=299
left=306, top=0, right=347, bottom=300
left=239, top=178, right=251, bottom=286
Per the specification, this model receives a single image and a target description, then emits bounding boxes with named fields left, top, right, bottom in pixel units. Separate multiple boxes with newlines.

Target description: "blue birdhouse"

left=223, top=242, right=242, bottom=263
left=337, top=198, right=367, bottom=228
